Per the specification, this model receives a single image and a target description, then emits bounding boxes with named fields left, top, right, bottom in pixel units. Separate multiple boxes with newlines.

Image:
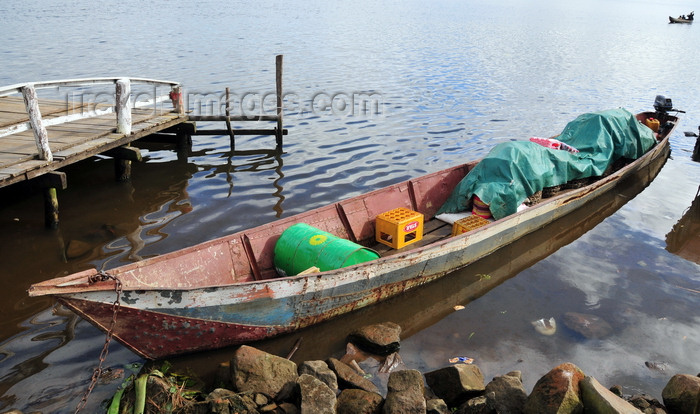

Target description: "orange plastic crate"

left=451, top=214, right=490, bottom=236
left=375, top=207, right=424, bottom=249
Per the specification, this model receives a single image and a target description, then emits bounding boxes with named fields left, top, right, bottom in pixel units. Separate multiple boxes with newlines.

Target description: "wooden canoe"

left=28, top=109, right=679, bottom=360
left=669, top=16, right=693, bottom=23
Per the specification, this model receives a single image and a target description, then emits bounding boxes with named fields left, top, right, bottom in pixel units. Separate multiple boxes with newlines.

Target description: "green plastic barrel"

left=274, top=223, right=380, bottom=276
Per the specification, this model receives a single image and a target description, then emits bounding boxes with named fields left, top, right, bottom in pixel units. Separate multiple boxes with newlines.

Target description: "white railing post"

left=21, top=84, right=53, bottom=161
left=115, top=78, right=132, bottom=134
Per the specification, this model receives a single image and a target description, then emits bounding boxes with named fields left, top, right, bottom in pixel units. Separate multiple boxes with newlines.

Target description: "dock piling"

left=104, top=146, right=142, bottom=182
left=36, top=172, right=66, bottom=229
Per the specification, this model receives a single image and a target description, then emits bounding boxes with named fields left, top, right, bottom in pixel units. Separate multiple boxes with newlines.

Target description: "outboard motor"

left=653, top=95, right=684, bottom=136
left=654, top=95, right=674, bottom=113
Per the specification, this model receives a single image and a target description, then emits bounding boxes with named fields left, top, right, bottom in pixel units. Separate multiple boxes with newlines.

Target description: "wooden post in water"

left=37, top=172, right=66, bottom=229
left=21, top=84, right=53, bottom=161
left=276, top=54, right=284, bottom=148
left=225, top=87, right=235, bottom=150
left=115, top=79, right=132, bottom=181
left=105, top=146, right=142, bottom=182
left=115, top=79, right=132, bottom=135
left=44, top=187, right=59, bottom=229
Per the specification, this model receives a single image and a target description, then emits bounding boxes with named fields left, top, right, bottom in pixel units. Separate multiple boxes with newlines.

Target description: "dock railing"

left=0, top=77, right=182, bottom=162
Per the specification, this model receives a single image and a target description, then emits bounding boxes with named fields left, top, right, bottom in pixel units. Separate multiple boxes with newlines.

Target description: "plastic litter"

left=531, top=317, right=557, bottom=335
left=449, top=356, right=474, bottom=364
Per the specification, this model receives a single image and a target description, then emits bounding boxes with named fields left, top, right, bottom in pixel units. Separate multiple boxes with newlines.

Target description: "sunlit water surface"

left=0, top=0, right=699, bottom=412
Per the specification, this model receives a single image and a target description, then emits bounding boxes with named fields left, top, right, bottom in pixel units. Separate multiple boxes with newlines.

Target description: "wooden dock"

left=0, top=56, right=286, bottom=228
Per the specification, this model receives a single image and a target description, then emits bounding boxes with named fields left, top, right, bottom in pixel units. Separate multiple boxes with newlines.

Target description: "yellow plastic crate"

left=375, top=207, right=424, bottom=249
left=452, top=214, right=490, bottom=236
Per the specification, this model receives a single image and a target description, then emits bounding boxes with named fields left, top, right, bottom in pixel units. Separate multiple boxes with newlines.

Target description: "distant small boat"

left=669, top=11, right=694, bottom=23
left=28, top=99, right=681, bottom=360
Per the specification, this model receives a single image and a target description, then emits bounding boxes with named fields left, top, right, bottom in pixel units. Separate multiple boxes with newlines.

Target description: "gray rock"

left=278, top=402, right=299, bottom=413
left=661, top=374, right=700, bottom=414
left=206, top=388, right=259, bottom=414
left=383, top=369, right=426, bottom=413
left=299, top=360, right=339, bottom=393
left=337, top=388, right=384, bottom=414
left=455, top=395, right=494, bottom=414
left=348, top=322, right=402, bottom=356
left=523, top=362, right=585, bottom=414
left=484, top=372, right=527, bottom=413
left=562, top=312, right=613, bottom=339
left=580, top=376, right=642, bottom=413
left=504, top=371, right=523, bottom=383
left=426, top=398, right=450, bottom=414
left=328, top=357, right=380, bottom=394
left=297, top=374, right=336, bottom=413
left=626, top=394, right=666, bottom=414
left=424, top=364, right=485, bottom=407
left=230, top=345, right=298, bottom=401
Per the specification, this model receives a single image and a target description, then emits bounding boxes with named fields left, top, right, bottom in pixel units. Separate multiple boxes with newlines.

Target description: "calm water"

left=1, top=0, right=699, bottom=412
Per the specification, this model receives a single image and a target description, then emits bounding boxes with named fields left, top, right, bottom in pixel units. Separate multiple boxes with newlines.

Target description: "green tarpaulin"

left=437, top=108, right=656, bottom=220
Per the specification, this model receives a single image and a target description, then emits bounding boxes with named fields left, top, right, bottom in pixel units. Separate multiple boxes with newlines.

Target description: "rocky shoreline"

left=5, top=322, right=698, bottom=414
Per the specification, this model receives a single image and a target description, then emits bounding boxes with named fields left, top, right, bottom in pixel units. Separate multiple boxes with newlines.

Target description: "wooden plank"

left=0, top=96, right=104, bottom=128
left=0, top=111, right=186, bottom=188
left=0, top=159, right=52, bottom=177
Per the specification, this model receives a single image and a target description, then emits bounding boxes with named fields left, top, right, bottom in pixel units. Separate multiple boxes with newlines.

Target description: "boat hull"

left=29, top=110, right=677, bottom=359
left=55, top=136, right=670, bottom=359
left=669, top=16, right=693, bottom=23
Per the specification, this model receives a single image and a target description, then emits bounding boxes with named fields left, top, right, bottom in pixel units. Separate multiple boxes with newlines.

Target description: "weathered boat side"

left=28, top=110, right=678, bottom=359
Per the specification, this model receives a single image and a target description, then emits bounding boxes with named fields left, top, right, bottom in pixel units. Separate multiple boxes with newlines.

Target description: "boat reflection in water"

left=665, top=186, right=700, bottom=264
left=167, top=160, right=661, bottom=386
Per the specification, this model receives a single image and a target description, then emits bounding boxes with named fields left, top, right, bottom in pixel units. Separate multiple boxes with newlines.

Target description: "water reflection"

left=166, top=166, right=647, bottom=386
left=665, top=186, right=700, bottom=264
left=0, top=142, right=287, bottom=337
left=0, top=305, right=77, bottom=409
left=214, top=148, right=286, bottom=217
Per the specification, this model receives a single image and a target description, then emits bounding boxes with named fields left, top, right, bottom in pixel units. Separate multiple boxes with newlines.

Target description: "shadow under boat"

left=164, top=156, right=664, bottom=385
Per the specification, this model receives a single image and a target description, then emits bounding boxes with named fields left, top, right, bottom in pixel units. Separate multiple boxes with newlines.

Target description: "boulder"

left=278, top=402, right=300, bottom=413
left=424, top=364, right=485, bottom=407
left=299, top=360, right=339, bottom=393
left=484, top=371, right=527, bottom=413
left=383, top=369, right=426, bottom=413
left=348, top=322, right=402, bottom=356
left=455, top=395, right=494, bottom=414
left=297, top=374, right=336, bottom=413
left=580, top=376, right=642, bottom=413
left=523, top=362, right=585, bottom=414
left=206, top=388, right=259, bottom=414
left=426, top=398, right=450, bottom=414
left=626, top=394, right=666, bottom=414
left=337, top=388, right=384, bottom=414
left=328, top=357, right=380, bottom=394
left=66, top=239, right=92, bottom=259
left=661, top=374, right=700, bottom=414
left=562, top=312, right=613, bottom=339
left=230, top=345, right=298, bottom=401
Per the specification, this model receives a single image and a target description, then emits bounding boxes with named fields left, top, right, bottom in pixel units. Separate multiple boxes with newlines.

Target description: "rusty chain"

left=74, top=270, right=123, bottom=414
